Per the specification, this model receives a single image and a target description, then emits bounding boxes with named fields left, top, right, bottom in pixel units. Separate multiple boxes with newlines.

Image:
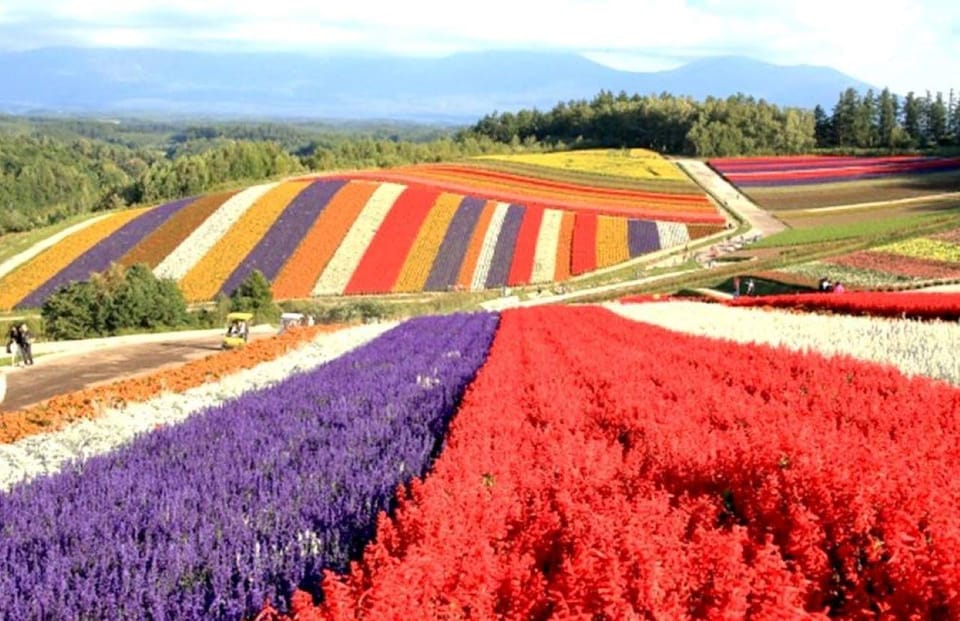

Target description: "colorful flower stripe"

left=825, top=250, right=960, bottom=280
left=471, top=202, right=510, bottom=291
left=710, top=155, right=960, bottom=187
left=219, top=179, right=347, bottom=297
left=272, top=181, right=377, bottom=300
left=1, top=325, right=378, bottom=491
left=609, top=300, right=960, bottom=383
left=405, top=162, right=707, bottom=203
left=16, top=198, right=195, bottom=309
left=570, top=212, right=598, bottom=275
left=530, top=208, right=563, bottom=283
left=596, top=214, right=630, bottom=268
left=0, top=209, right=148, bottom=310
left=392, top=193, right=460, bottom=293
left=484, top=204, right=524, bottom=289
left=506, top=203, right=543, bottom=286
left=346, top=169, right=723, bottom=223
left=0, top=314, right=498, bottom=619
left=424, top=196, right=484, bottom=292
left=0, top=213, right=110, bottom=281
left=311, top=183, right=405, bottom=296
left=154, top=183, right=277, bottom=281
left=627, top=219, right=661, bottom=255
left=727, top=291, right=960, bottom=322
left=876, top=238, right=960, bottom=263
left=554, top=211, right=575, bottom=281
left=0, top=326, right=330, bottom=446
left=119, top=190, right=236, bottom=269
left=686, top=222, right=725, bottom=240
left=656, top=220, right=690, bottom=249
left=302, top=305, right=960, bottom=618
left=343, top=185, right=438, bottom=295
left=478, top=148, right=690, bottom=181
left=456, top=200, right=497, bottom=290
left=180, top=181, right=311, bottom=301
left=932, top=228, right=960, bottom=244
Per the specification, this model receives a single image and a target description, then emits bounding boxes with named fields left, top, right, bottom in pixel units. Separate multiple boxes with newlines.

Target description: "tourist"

left=833, top=281, right=845, bottom=294
left=733, top=275, right=741, bottom=298
left=745, top=278, right=756, bottom=296
left=16, top=324, right=33, bottom=366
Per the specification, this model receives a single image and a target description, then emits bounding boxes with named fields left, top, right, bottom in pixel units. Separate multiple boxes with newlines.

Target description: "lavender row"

left=0, top=312, right=499, bottom=620
left=485, top=203, right=524, bottom=288
left=17, top=196, right=196, bottom=309
left=627, top=219, right=661, bottom=256
left=424, top=196, right=484, bottom=291
left=218, top=179, right=347, bottom=297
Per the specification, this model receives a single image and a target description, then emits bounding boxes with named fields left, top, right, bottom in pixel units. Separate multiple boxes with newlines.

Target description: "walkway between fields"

left=673, top=158, right=787, bottom=238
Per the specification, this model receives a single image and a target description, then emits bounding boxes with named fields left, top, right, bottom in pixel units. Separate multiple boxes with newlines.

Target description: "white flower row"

left=0, top=323, right=396, bottom=493
left=606, top=301, right=960, bottom=385
left=655, top=220, right=690, bottom=249
left=154, top=182, right=278, bottom=280
left=311, top=183, right=405, bottom=296
left=470, top=202, right=510, bottom=291
left=0, top=214, right=111, bottom=281
left=530, top=209, right=563, bottom=284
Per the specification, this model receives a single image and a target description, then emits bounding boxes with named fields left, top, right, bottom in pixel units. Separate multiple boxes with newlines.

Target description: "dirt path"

left=673, top=158, right=788, bottom=238
left=1, top=331, right=270, bottom=413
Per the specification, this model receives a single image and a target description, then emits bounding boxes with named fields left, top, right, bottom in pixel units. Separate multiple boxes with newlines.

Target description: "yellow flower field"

left=877, top=238, right=960, bottom=264
left=595, top=215, right=630, bottom=268
left=480, top=149, right=688, bottom=182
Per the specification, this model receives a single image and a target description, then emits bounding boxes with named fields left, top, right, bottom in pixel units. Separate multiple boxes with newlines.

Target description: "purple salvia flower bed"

left=219, top=179, right=347, bottom=296
left=16, top=197, right=196, bottom=309
left=424, top=196, right=484, bottom=292
left=484, top=204, right=525, bottom=289
left=627, top=220, right=661, bottom=256
left=0, top=312, right=498, bottom=620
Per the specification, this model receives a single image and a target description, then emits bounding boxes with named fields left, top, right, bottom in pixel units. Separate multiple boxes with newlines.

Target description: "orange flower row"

left=0, top=325, right=337, bottom=445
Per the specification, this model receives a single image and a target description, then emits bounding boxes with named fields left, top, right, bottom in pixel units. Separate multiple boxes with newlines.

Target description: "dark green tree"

left=229, top=270, right=280, bottom=324
left=928, top=91, right=949, bottom=145
left=877, top=88, right=898, bottom=148
left=902, top=92, right=922, bottom=145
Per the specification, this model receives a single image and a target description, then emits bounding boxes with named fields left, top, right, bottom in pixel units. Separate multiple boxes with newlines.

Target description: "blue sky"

left=0, top=0, right=956, bottom=95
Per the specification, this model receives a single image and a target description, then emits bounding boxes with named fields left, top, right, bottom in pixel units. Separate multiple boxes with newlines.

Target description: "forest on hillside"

left=2, top=86, right=958, bottom=235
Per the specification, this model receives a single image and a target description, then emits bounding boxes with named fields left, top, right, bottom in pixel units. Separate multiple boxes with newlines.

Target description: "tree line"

left=465, top=87, right=960, bottom=156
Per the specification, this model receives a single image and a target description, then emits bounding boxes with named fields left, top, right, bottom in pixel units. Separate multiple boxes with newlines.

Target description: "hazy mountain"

left=0, top=48, right=876, bottom=122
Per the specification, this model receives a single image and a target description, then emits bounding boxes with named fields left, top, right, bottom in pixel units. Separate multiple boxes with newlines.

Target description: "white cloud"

left=2, top=0, right=957, bottom=94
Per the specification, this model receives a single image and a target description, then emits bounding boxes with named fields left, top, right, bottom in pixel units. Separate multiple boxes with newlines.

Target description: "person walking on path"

left=733, top=275, right=741, bottom=298
left=17, top=323, right=34, bottom=366
left=745, top=278, right=756, bottom=296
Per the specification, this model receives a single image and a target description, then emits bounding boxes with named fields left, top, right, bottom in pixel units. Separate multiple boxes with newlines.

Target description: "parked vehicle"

left=222, top=312, right=253, bottom=349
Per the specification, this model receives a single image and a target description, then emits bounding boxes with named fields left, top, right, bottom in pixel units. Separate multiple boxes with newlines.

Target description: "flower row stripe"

left=0, top=314, right=497, bottom=619
left=0, top=209, right=148, bottom=310
left=507, top=203, right=544, bottom=286
left=218, top=179, right=347, bottom=297
left=392, top=192, right=460, bottom=293
left=655, top=220, right=691, bottom=250
left=456, top=200, right=498, bottom=290
left=627, top=219, right=661, bottom=256
left=553, top=210, right=575, bottom=281
left=154, top=182, right=278, bottom=281
left=343, top=185, right=438, bottom=294
left=17, top=198, right=197, bottom=309
left=424, top=196, right=485, bottom=292
left=570, top=211, right=598, bottom=275
left=607, top=300, right=960, bottom=384
left=0, top=324, right=385, bottom=492
left=531, top=208, right=563, bottom=284
left=471, top=201, right=510, bottom=291
left=825, top=250, right=960, bottom=280
left=595, top=214, right=630, bottom=268
left=0, top=214, right=110, bottom=281
left=180, top=181, right=312, bottom=301
left=484, top=204, right=525, bottom=289
left=272, top=180, right=377, bottom=299
left=119, top=190, right=236, bottom=269
left=311, top=182, right=405, bottom=296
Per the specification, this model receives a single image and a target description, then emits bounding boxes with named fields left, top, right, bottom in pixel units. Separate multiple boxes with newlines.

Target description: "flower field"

left=775, top=227, right=960, bottom=289
left=478, top=148, right=691, bottom=182
left=4, top=299, right=960, bottom=619
left=709, top=155, right=960, bottom=211
left=0, top=156, right=726, bottom=309
left=729, top=291, right=960, bottom=321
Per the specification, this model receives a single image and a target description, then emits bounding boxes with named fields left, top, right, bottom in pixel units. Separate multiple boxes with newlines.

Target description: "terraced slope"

left=0, top=151, right=726, bottom=309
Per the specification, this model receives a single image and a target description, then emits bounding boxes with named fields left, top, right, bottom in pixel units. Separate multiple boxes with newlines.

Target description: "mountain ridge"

left=0, top=48, right=876, bottom=121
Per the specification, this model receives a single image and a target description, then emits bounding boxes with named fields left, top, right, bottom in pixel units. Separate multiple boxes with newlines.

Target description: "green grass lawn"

left=753, top=213, right=960, bottom=248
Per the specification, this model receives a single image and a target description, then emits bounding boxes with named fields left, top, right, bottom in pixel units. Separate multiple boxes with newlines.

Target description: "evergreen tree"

left=877, top=88, right=898, bottom=148
left=813, top=104, right=834, bottom=147
left=902, top=92, right=922, bottom=145
left=831, top=88, right=860, bottom=147
left=928, top=91, right=949, bottom=145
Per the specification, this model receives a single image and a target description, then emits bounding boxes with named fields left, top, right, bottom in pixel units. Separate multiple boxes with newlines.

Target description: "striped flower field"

left=4, top=297, right=960, bottom=619
left=0, top=152, right=726, bottom=309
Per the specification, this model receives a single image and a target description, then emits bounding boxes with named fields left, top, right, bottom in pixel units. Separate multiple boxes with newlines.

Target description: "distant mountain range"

left=0, top=48, right=876, bottom=122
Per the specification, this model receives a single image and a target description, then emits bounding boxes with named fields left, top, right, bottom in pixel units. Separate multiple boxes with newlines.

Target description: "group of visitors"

left=732, top=276, right=756, bottom=298
left=6, top=323, right=34, bottom=367
left=818, top=277, right=845, bottom=294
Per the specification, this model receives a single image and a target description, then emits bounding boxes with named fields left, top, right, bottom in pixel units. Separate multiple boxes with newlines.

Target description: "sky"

left=0, top=0, right=957, bottom=95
